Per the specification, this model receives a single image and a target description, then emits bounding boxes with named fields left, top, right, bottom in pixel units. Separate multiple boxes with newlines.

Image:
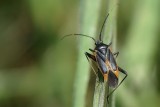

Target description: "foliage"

left=0, top=0, right=159, bottom=107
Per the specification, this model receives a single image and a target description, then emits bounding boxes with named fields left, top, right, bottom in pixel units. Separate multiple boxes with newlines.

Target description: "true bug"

left=62, top=13, right=128, bottom=103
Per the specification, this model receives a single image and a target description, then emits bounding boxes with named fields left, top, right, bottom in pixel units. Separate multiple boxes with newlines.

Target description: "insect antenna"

left=99, top=13, right=109, bottom=42
left=61, top=34, right=96, bottom=43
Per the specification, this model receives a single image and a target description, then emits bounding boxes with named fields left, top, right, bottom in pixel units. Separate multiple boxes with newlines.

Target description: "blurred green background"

left=0, top=0, right=160, bottom=107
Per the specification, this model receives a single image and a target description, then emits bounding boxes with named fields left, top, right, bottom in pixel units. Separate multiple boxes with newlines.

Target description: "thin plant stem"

left=93, top=0, right=119, bottom=106
left=73, top=0, right=102, bottom=107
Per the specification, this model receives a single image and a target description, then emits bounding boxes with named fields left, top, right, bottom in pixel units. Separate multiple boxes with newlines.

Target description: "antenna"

left=61, top=34, right=96, bottom=43
left=99, top=13, right=109, bottom=42
left=99, top=3, right=119, bottom=42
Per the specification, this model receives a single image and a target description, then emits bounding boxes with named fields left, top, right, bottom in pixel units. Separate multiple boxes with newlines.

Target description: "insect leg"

left=113, top=52, right=119, bottom=58
left=89, top=48, right=95, bottom=52
left=118, top=67, right=128, bottom=85
left=85, top=52, right=97, bottom=76
left=85, top=52, right=96, bottom=61
left=107, top=81, right=110, bottom=104
left=107, top=67, right=128, bottom=103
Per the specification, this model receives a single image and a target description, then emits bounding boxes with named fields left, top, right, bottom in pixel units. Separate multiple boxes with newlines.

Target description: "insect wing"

left=108, top=70, right=118, bottom=87
left=96, top=51, right=108, bottom=74
left=107, top=49, right=117, bottom=71
left=106, top=49, right=119, bottom=87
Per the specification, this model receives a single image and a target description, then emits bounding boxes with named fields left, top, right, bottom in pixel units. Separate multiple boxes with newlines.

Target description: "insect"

left=62, top=13, right=128, bottom=103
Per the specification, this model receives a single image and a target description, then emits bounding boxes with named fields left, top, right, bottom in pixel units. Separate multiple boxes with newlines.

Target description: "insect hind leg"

left=107, top=67, right=128, bottom=103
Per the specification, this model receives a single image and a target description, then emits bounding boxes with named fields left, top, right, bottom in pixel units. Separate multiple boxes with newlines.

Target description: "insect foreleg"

left=107, top=67, right=128, bottom=103
left=85, top=52, right=97, bottom=76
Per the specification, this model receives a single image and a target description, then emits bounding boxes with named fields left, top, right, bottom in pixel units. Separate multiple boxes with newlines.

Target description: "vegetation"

left=0, top=0, right=159, bottom=107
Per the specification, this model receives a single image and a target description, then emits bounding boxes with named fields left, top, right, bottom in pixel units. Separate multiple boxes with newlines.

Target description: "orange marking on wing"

left=106, top=59, right=119, bottom=78
left=103, top=73, right=108, bottom=81
left=114, top=69, right=119, bottom=78
left=105, top=60, right=111, bottom=70
left=105, top=60, right=109, bottom=66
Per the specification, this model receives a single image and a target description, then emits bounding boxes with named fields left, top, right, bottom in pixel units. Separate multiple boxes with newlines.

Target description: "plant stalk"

left=73, top=0, right=102, bottom=107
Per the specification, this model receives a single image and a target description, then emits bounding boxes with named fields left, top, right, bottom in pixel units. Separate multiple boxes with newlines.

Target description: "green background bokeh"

left=0, top=0, right=160, bottom=107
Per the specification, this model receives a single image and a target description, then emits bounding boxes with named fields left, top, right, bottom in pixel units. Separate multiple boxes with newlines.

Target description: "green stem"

left=73, top=0, right=102, bottom=107
left=93, top=0, right=119, bottom=106
left=93, top=76, right=107, bottom=107
left=73, top=0, right=119, bottom=106
left=103, top=0, right=119, bottom=106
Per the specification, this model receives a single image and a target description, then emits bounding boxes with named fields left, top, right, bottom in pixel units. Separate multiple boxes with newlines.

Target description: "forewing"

left=96, top=51, right=108, bottom=74
left=108, top=70, right=118, bottom=88
left=107, top=49, right=117, bottom=71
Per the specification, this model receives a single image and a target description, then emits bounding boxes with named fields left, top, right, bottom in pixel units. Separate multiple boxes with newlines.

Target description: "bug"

left=62, top=13, right=128, bottom=103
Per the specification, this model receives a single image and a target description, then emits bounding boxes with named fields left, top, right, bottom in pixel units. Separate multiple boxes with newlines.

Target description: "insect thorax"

left=95, top=42, right=109, bottom=55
